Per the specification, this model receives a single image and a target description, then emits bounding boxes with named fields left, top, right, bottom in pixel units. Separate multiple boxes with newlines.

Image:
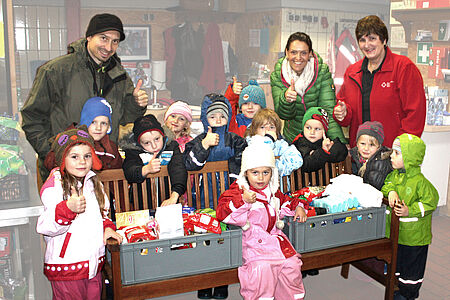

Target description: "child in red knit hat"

left=37, top=126, right=122, bottom=299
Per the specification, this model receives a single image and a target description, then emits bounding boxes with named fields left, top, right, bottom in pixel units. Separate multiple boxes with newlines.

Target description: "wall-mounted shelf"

left=392, top=8, right=450, bottom=43
left=424, top=125, right=450, bottom=132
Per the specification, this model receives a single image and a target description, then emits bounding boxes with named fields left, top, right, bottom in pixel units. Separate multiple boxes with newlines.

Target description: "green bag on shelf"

left=0, top=144, right=26, bottom=178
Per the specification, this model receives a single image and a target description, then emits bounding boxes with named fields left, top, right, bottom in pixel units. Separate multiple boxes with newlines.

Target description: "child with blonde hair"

left=350, top=121, right=392, bottom=190
left=245, top=108, right=303, bottom=181
left=163, top=100, right=193, bottom=152
left=37, top=126, right=122, bottom=299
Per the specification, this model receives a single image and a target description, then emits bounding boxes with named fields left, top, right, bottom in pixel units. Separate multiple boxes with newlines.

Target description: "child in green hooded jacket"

left=382, top=133, right=438, bottom=300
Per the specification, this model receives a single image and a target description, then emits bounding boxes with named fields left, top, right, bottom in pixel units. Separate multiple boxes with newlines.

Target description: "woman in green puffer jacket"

left=271, top=32, right=346, bottom=144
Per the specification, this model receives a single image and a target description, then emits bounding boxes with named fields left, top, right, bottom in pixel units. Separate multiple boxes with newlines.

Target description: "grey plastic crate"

left=283, top=205, right=386, bottom=253
left=118, top=228, right=242, bottom=285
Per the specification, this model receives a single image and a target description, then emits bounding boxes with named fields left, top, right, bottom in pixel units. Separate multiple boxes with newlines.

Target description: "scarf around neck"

left=281, top=56, right=315, bottom=97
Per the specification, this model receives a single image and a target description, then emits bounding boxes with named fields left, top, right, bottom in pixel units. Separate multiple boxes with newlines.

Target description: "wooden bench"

left=98, top=156, right=398, bottom=300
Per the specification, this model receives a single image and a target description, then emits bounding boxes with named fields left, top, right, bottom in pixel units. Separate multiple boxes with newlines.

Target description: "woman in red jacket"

left=333, top=15, right=426, bottom=148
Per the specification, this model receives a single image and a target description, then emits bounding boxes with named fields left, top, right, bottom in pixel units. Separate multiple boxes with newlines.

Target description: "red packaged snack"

left=124, top=225, right=157, bottom=243
left=188, top=213, right=222, bottom=234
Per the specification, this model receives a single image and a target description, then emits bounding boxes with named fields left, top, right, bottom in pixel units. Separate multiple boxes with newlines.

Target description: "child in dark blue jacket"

left=183, top=94, right=247, bottom=300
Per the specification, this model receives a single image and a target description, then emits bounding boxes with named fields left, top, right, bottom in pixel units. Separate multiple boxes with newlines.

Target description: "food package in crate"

left=116, top=210, right=156, bottom=244
left=123, top=218, right=159, bottom=243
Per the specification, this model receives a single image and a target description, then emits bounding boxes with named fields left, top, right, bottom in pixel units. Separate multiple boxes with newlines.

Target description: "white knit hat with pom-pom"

left=237, top=140, right=284, bottom=230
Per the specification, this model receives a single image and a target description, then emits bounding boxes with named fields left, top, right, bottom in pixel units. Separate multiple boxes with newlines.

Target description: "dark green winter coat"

left=382, top=134, right=438, bottom=246
left=270, top=53, right=346, bottom=144
left=21, top=38, right=145, bottom=159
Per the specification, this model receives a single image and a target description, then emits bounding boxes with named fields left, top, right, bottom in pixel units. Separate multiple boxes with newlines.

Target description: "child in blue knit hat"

left=44, top=97, right=123, bottom=171
left=224, top=77, right=266, bottom=137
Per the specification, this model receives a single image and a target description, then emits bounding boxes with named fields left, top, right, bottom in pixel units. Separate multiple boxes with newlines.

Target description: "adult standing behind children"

left=333, top=15, right=426, bottom=148
left=21, top=13, right=148, bottom=184
left=271, top=32, right=346, bottom=144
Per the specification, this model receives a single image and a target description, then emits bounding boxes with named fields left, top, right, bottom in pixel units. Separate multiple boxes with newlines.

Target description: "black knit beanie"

left=85, top=13, right=125, bottom=41
left=133, top=114, right=165, bottom=144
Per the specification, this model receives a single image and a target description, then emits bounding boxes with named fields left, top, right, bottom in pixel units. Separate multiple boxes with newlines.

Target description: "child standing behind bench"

left=245, top=108, right=303, bottom=188
left=216, top=140, right=306, bottom=300
left=292, top=106, right=347, bottom=172
left=382, top=133, right=438, bottom=300
left=163, top=100, right=193, bottom=153
left=121, top=114, right=187, bottom=207
left=224, top=77, right=266, bottom=137
left=350, top=121, right=392, bottom=190
left=44, top=97, right=123, bottom=171
left=183, top=94, right=246, bottom=300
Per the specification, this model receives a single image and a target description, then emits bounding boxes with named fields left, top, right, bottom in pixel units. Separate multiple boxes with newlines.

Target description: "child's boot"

left=197, top=288, right=213, bottom=299
left=213, top=285, right=228, bottom=299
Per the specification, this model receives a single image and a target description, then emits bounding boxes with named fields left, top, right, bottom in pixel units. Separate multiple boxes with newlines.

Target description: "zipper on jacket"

left=59, top=232, right=72, bottom=258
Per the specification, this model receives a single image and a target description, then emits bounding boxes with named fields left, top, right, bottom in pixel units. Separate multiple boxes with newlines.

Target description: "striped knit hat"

left=356, top=121, right=385, bottom=145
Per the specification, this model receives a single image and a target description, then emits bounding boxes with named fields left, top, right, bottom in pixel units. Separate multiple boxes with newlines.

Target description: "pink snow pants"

left=238, top=254, right=305, bottom=300
left=50, top=271, right=102, bottom=300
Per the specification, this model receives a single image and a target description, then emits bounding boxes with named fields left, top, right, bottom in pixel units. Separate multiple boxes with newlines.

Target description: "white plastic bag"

left=155, top=203, right=184, bottom=239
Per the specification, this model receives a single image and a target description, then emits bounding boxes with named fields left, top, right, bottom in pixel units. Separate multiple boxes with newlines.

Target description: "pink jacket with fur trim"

left=37, top=169, right=115, bottom=281
left=216, top=182, right=304, bottom=265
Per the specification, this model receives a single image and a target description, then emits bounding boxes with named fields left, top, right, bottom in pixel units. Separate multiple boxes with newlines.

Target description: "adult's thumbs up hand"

left=232, top=76, right=243, bottom=95
left=333, top=100, right=347, bottom=121
left=285, top=79, right=297, bottom=103
left=133, top=79, right=149, bottom=107
left=67, top=186, right=86, bottom=214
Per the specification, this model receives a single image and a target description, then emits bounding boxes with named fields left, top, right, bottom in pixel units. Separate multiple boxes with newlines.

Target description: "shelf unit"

left=392, top=7, right=450, bottom=90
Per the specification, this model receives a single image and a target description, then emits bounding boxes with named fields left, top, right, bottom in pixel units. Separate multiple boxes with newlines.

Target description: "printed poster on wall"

left=249, top=29, right=260, bottom=47
left=416, top=42, right=433, bottom=65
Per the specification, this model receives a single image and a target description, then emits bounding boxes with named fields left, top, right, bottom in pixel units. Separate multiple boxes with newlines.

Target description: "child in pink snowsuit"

left=216, top=140, right=306, bottom=300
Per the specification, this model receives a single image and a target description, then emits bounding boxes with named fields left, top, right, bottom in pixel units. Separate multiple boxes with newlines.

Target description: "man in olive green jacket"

left=21, top=13, right=148, bottom=184
left=382, top=133, right=438, bottom=300
left=270, top=52, right=346, bottom=144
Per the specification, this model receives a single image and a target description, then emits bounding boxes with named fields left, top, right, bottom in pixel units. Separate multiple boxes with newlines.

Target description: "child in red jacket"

left=224, top=77, right=266, bottom=137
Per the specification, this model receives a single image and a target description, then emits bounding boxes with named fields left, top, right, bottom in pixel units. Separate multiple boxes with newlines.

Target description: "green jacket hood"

left=397, top=133, right=425, bottom=177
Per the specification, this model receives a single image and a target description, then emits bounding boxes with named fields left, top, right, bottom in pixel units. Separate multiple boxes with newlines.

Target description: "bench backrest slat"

left=98, top=157, right=351, bottom=216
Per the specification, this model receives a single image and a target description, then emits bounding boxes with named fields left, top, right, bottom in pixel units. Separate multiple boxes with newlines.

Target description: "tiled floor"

left=154, top=214, right=450, bottom=300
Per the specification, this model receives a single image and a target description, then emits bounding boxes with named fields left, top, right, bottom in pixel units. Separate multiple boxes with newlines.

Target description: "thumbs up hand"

left=242, top=187, right=257, bottom=204
left=67, top=186, right=86, bottom=214
left=133, top=79, right=149, bottom=107
left=333, top=100, right=347, bottom=121
left=202, top=127, right=220, bottom=150
left=285, top=79, right=297, bottom=103
left=232, top=76, right=243, bottom=95
left=144, top=153, right=161, bottom=174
